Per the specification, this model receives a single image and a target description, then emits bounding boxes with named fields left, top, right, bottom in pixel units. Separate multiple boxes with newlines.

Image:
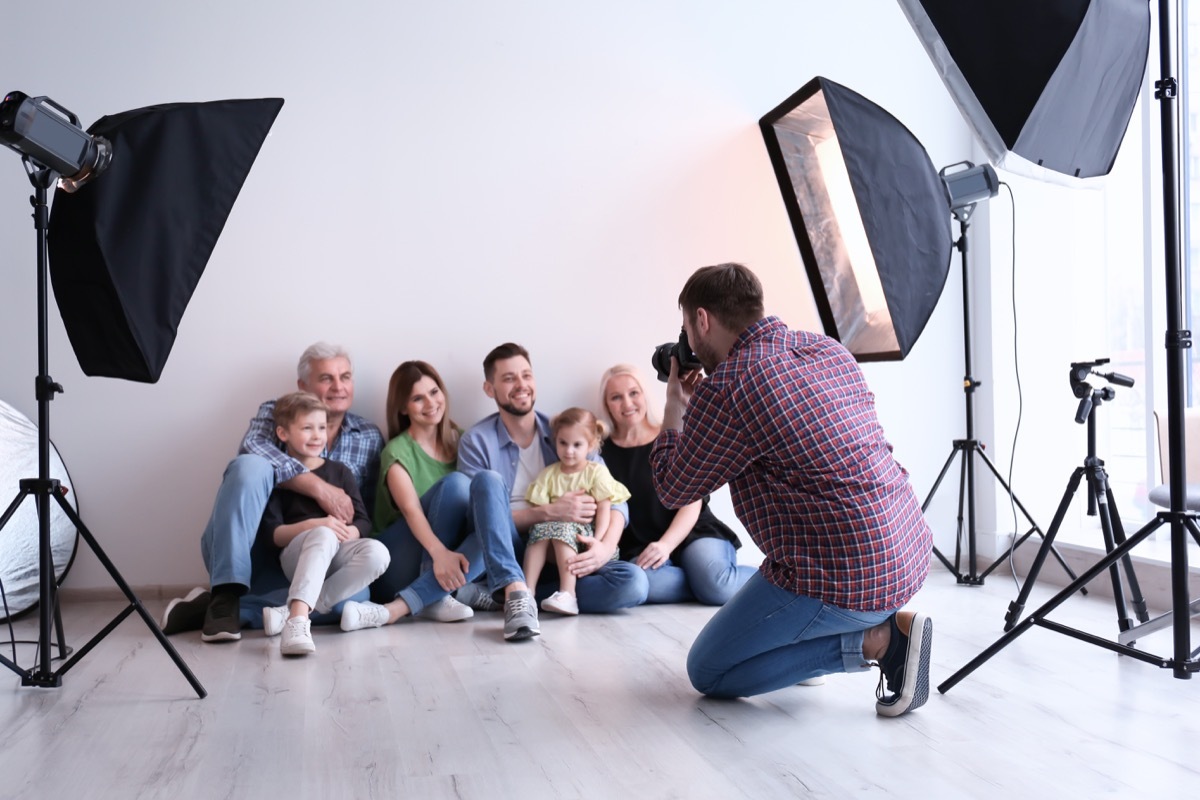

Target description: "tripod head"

left=1070, top=358, right=1135, bottom=424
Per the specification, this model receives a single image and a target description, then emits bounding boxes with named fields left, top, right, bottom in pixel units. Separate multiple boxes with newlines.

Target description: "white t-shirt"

left=510, top=440, right=545, bottom=511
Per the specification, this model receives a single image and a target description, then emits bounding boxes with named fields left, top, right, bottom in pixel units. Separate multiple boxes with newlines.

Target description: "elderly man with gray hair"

left=160, top=342, right=385, bottom=641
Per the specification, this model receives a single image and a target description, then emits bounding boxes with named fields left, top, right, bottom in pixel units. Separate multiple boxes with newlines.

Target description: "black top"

left=601, top=438, right=740, bottom=562
left=258, top=459, right=373, bottom=547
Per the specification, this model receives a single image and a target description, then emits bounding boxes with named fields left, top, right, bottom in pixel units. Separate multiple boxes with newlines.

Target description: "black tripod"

left=1001, top=361, right=1149, bottom=633
left=922, top=208, right=1076, bottom=587
left=0, top=160, right=205, bottom=697
left=941, top=0, right=1200, bottom=691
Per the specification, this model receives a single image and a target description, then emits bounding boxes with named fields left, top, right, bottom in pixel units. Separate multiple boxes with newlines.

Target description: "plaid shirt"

left=239, top=400, right=385, bottom=511
left=651, top=317, right=931, bottom=612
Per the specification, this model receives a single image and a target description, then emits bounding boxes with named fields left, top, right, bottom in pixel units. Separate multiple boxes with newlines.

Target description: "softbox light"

left=47, top=98, right=284, bottom=383
left=897, top=0, right=1150, bottom=180
left=760, top=76, right=952, bottom=361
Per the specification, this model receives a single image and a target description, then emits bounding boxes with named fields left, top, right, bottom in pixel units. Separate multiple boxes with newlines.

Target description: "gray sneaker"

left=456, top=582, right=503, bottom=612
left=503, top=590, right=540, bottom=641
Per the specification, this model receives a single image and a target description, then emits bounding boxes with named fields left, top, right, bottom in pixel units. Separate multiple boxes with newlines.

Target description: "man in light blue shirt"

left=458, top=343, right=648, bottom=640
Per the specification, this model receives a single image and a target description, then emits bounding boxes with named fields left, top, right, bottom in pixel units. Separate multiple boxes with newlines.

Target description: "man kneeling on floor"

left=650, top=263, right=934, bottom=717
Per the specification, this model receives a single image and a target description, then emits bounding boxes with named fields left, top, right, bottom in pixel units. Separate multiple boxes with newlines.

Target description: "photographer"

left=649, top=263, right=934, bottom=717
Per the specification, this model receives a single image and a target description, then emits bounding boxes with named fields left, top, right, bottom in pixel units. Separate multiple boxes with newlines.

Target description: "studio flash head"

left=0, top=91, right=112, bottom=191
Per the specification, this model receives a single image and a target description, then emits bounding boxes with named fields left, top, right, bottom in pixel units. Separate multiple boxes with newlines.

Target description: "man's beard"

left=499, top=400, right=533, bottom=417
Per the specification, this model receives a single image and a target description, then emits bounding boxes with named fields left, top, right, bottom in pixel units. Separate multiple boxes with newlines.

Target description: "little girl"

left=524, top=407, right=630, bottom=615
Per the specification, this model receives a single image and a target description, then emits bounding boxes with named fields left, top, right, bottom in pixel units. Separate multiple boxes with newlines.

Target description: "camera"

left=651, top=327, right=703, bottom=382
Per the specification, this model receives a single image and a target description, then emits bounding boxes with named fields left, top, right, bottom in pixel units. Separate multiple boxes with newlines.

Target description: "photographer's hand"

left=663, top=355, right=701, bottom=432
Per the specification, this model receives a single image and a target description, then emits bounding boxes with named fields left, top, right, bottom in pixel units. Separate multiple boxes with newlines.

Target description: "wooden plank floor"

left=2, top=567, right=1199, bottom=799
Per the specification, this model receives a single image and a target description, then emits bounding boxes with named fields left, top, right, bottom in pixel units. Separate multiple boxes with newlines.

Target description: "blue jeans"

left=468, top=470, right=648, bottom=612
left=687, top=572, right=893, bottom=698
left=371, top=472, right=485, bottom=614
left=200, top=454, right=274, bottom=591
left=642, top=538, right=756, bottom=605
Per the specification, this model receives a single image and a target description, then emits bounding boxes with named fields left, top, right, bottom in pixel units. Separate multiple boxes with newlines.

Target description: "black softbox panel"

left=897, top=0, right=1149, bottom=180
left=47, top=98, right=284, bottom=383
left=761, top=77, right=952, bottom=361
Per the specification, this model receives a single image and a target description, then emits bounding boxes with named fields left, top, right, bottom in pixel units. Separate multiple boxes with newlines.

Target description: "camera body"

left=651, top=328, right=703, bottom=382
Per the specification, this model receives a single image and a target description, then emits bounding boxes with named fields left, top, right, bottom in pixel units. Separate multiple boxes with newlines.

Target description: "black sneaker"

left=201, top=591, right=242, bottom=642
left=160, top=587, right=210, bottom=635
left=875, top=611, right=932, bottom=717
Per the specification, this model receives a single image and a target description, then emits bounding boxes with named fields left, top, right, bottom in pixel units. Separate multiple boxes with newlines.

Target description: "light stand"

left=0, top=159, right=205, bottom=696
left=941, top=0, right=1200, bottom=691
left=922, top=164, right=1078, bottom=588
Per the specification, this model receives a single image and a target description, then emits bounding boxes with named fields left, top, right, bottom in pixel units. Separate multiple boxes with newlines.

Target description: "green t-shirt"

left=373, top=432, right=456, bottom=532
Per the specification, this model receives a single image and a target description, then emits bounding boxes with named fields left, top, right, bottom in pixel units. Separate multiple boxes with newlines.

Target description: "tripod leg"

left=1089, top=466, right=1136, bottom=632
left=924, top=444, right=965, bottom=576
left=1103, top=484, right=1149, bottom=623
left=975, top=449, right=1083, bottom=588
left=51, top=494, right=206, bottom=698
left=1005, top=468, right=1085, bottom=630
left=941, top=520, right=1165, bottom=693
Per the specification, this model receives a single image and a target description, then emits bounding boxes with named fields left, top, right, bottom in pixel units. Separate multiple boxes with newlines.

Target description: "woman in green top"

left=343, top=361, right=488, bottom=629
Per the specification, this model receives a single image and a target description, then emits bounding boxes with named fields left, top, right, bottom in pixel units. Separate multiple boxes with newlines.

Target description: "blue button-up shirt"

left=458, top=410, right=629, bottom=523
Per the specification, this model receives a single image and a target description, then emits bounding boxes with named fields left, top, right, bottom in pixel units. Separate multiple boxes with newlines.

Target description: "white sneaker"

left=798, top=676, right=827, bottom=686
left=417, top=595, right=474, bottom=623
left=340, top=601, right=390, bottom=631
left=540, top=590, right=579, bottom=616
left=280, top=616, right=315, bottom=656
left=262, top=605, right=289, bottom=637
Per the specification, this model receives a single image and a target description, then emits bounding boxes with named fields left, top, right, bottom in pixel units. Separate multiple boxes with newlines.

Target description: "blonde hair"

left=598, top=363, right=661, bottom=434
left=550, top=407, right=607, bottom=456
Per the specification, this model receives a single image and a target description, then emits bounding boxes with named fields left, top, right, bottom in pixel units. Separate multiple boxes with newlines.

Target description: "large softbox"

left=897, top=0, right=1149, bottom=180
left=760, top=77, right=952, bottom=361
left=47, top=98, right=284, bottom=383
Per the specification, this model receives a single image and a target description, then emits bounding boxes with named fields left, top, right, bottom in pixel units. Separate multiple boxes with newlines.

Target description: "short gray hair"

left=297, top=342, right=352, bottom=383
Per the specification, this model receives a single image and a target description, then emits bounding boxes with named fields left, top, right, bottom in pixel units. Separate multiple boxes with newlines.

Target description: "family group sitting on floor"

left=161, top=263, right=936, bottom=717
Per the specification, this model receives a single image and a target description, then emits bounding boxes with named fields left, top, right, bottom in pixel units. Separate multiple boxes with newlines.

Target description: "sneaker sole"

left=281, top=644, right=315, bottom=656
left=876, top=614, right=932, bottom=717
left=503, top=626, right=540, bottom=641
left=200, top=630, right=242, bottom=643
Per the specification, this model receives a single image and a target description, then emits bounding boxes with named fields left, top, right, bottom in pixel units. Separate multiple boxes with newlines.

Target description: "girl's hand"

left=432, top=549, right=469, bottom=591
left=634, top=541, right=670, bottom=570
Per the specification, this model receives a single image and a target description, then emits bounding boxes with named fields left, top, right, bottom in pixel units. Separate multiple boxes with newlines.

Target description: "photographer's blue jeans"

left=642, top=538, right=756, bottom=605
left=469, top=470, right=648, bottom=612
left=371, top=472, right=485, bottom=615
left=687, top=572, right=893, bottom=698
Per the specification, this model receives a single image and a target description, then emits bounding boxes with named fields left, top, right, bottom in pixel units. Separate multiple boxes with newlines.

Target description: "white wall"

left=0, top=1, right=972, bottom=592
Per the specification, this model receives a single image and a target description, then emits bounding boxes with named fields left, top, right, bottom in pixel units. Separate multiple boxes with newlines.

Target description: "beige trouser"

left=280, top=526, right=389, bottom=614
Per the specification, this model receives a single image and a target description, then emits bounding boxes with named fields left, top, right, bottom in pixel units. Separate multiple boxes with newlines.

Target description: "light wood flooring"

left=2, top=565, right=1199, bottom=800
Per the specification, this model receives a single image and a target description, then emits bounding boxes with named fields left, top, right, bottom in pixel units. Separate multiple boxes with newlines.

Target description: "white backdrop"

left=0, top=1, right=973, bottom=592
